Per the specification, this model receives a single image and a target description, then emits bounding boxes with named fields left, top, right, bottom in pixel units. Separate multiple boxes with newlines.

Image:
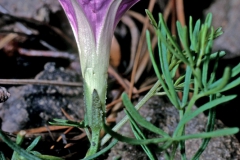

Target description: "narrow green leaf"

left=171, top=64, right=179, bottom=78
left=205, top=27, right=214, bottom=54
left=173, top=128, right=239, bottom=141
left=207, top=53, right=220, bottom=86
left=189, top=16, right=193, bottom=42
left=176, top=21, right=184, bottom=42
left=176, top=22, right=194, bottom=65
left=190, top=19, right=201, bottom=51
left=169, top=59, right=181, bottom=71
left=122, top=93, right=169, bottom=137
left=35, top=154, right=63, bottom=160
left=49, top=119, right=85, bottom=128
left=181, top=66, right=192, bottom=108
left=30, top=151, right=64, bottom=160
left=126, top=110, right=156, bottom=160
left=202, top=29, right=214, bottom=88
left=209, top=63, right=240, bottom=89
left=11, top=131, right=26, bottom=160
left=231, top=63, right=240, bottom=77
left=174, top=75, right=185, bottom=86
left=174, top=95, right=237, bottom=136
left=103, top=123, right=169, bottom=145
left=204, top=13, right=212, bottom=28
left=145, top=9, right=157, bottom=28
left=202, top=55, right=210, bottom=89
left=167, top=50, right=172, bottom=64
left=182, top=26, right=194, bottom=65
left=146, top=30, right=161, bottom=80
left=26, top=136, right=41, bottom=151
left=146, top=30, right=173, bottom=103
left=158, top=23, right=181, bottom=109
left=195, top=67, right=202, bottom=88
left=196, top=24, right=208, bottom=67
left=159, top=13, right=182, bottom=55
left=209, top=51, right=225, bottom=60
left=220, top=76, right=240, bottom=92
left=203, top=67, right=231, bottom=95
left=213, top=27, right=223, bottom=39
left=158, top=13, right=189, bottom=65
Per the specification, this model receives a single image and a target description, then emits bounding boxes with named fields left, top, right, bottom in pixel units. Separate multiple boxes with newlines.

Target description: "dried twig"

left=0, top=33, right=18, bottom=49
left=121, top=15, right=139, bottom=74
left=0, top=79, right=81, bottom=87
left=18, top=48, right=77, bottom=60
left=128, top=0, right=156, bottom=99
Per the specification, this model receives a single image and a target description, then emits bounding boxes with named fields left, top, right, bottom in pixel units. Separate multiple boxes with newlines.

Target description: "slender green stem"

left=170, top=110, right=186, bottom=160
left=192, top=95, right=216, bottom=160
left=185, top=77, right=200, bottom=114
left=179, top=110, right=187, bottom=160
left=85, top=129, right=101, bottom=157
left=82, top=139, right=118, bottom=160
left=147, top=30, right=173, bottom=106
left=170, top=142, right=178, bottom=160
left=173, top=78, right=200, bottom=139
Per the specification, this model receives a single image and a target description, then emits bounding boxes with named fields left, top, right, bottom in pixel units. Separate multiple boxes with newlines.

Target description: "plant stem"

left=85, top=129, right=101, bottom=157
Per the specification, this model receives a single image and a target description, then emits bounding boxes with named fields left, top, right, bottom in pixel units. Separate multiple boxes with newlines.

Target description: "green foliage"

left=103, top=11, right=240, bottom=160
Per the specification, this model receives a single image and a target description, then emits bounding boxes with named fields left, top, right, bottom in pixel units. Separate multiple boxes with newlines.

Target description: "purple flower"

left=58, top=0, right=139, bottom=116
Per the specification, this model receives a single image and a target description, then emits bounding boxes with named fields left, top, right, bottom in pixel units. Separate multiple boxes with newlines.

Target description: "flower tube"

left=58, top=0, right=139, bottom=156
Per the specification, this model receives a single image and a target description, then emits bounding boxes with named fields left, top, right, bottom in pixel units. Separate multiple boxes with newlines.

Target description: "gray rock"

left=205, top=0, right=240, bottom=58
left=0, top=62, right=84, bottom=132
left=0, top=0, right=61, bottom=21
